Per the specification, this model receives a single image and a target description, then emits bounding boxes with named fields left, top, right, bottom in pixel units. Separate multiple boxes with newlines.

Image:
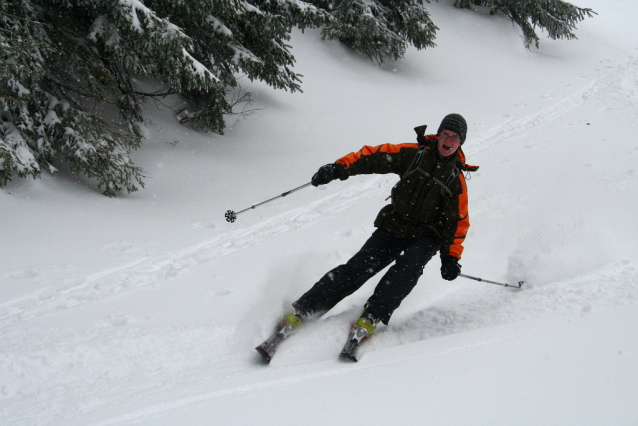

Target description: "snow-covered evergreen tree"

left=454, top=0, right=596, bottom=49
left=145, top=0, right=331, bottom=131
left=313, top=0, right=438, bottom=63
left=0, top=0, right=329, bottom=195
left=1, top=0, right=206, bottom=196
left=1, top=0, right=45, bottom=187
left=292, top=0, right=594, bottom=63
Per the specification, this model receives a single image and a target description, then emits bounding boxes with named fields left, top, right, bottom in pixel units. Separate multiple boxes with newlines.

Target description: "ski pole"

left=225, top=182, right=313, bottom=223
left=459, top=273, right=524, bottom=289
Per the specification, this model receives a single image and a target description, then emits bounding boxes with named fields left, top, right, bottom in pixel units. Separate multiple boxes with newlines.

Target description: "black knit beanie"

left=437, top=113, right=467, bottom=145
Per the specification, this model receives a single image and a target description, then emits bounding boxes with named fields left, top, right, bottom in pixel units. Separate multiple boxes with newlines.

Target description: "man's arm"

left=336, top=143, right=420, bottom=178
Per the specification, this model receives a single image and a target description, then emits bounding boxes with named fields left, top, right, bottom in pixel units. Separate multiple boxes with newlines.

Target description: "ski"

left=255, top=322, right=295, bottom=363
left=256, top=312, right=374, bottom=363
left=339, top=324, right=369, bottom=362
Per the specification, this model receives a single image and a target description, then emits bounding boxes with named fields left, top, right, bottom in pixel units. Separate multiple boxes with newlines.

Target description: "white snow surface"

left=2, top=1, right=638, bottom=425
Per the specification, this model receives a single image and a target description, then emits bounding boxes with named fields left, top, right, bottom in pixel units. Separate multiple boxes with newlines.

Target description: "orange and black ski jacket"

left=335, top=135, right=473, bottom=259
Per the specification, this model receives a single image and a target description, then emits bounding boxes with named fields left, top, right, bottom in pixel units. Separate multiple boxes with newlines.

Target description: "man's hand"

left=440, top=255, right=461, bottom=281
left=312, top=163, right=342, bottom=186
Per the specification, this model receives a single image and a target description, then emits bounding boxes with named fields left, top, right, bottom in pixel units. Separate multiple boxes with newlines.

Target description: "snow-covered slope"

left=1, top=1, right=638, bottom=425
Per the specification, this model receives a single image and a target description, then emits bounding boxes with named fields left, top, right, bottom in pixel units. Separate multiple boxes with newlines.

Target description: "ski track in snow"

left=87, top=362, right=380, bottom=426
left=2, top=259, right=637, bottom=425
left=465, top=54, right=638, bottom=156
left=0, top=175, right=393, bottom=327
left=2, top=54, right=638, bottom=425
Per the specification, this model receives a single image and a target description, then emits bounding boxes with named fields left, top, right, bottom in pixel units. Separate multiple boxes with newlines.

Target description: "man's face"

left=438, top=129, right=461, bottom=158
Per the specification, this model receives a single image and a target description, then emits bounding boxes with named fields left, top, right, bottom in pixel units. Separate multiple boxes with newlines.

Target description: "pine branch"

left=455, top=0, right=596, bottom=49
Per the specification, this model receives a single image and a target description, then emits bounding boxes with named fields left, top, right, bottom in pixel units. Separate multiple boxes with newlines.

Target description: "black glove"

left=440, top=255, right=461, bottom=281
left=311, top=163, right=342, bottom=187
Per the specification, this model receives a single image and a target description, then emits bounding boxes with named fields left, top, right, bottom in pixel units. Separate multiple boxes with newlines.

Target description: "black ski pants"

left=293, top=228, right=438, bottom=325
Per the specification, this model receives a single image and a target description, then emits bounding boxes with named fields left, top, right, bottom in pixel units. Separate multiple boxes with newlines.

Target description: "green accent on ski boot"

left=355, top=316, right=376, bottom=335
left=284, top=312, right=303, bottom=329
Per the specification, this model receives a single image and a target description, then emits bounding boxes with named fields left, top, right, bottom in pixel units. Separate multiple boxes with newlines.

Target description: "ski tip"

left=255, top=346, right=272, bottom=365
left=339, top=351, right=358, bottom=363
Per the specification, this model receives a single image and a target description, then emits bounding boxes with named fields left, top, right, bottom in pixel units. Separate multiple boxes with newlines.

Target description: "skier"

left=257, top=114, right=476, bottom=362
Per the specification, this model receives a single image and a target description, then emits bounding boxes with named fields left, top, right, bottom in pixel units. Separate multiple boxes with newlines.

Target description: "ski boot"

left=255, top=311, right=304, bottom=363
left=339, top=310, right=379, bottom=362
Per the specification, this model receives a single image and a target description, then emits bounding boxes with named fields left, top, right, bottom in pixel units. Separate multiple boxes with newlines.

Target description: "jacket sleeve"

left=439, top=174, right=469, bottom=259
left=335, top=143, right=419, bottom=178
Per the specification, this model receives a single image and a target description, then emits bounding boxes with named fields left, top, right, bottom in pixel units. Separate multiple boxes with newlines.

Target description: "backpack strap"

left=402, top=145, right=455, bottom=197
left=413, top=165, right=455, bottom=197
left=402, top=144, right=427, bottom=178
